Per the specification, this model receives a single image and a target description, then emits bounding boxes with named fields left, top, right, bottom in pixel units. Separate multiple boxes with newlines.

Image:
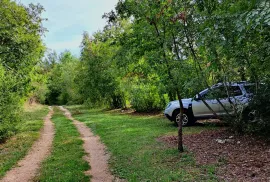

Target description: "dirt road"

left=59, top=106, right=114, bottom=182
left=1, top=107, right=55, bottom=182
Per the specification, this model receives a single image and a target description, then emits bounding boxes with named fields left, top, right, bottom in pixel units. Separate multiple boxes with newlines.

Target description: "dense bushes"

left=130, top=83, right=168, bottom=112
left=242, top=83, right=270, bottom=135
left=0, top=0, right=45, bottom=142
left=45, top=51, right=82, bottom=105
left=0, top=66, right=21, bottom=142
left=223, top=82, right=270, bottom=136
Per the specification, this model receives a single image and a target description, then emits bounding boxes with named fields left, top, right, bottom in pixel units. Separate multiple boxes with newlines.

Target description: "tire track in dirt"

left=59, top=106, right=114, bottom=182
left=1, top=106, right=55, bottom=182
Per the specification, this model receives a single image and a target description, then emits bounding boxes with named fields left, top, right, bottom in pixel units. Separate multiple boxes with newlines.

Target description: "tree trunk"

left=176, top=90, right=184, bottom=152
left=151, top=21, right=184, bottom=152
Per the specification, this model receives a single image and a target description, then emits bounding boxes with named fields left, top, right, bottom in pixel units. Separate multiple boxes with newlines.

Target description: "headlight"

left=166, top=103, right=172, bottom=109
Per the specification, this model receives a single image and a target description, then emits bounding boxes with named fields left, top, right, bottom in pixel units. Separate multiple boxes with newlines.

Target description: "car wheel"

left=173, top=110, right=193, bottom=126
left=242, top=107, right=256, bottom=122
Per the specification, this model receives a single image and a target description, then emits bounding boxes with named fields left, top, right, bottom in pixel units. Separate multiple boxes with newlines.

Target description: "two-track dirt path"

left=1, top=107, right=55, bottom=182
left=59, top=106, right=114, bottom=182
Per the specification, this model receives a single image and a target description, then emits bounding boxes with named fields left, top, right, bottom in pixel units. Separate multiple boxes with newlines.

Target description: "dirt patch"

left=197, top=119, right=227, bottom=125
left=59, top=106, right=115, bottom=182
left=106, top=108, right=163, bottom=117
left=157, top=129, right=270, bottom=181
left=1, top=107, right=55, bottom=182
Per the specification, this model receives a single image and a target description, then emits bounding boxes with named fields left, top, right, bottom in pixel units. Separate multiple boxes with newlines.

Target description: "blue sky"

left=19, top=0, right=119, bottom=56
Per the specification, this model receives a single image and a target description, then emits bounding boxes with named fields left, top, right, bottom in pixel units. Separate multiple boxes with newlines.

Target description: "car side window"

left=201, top=86, right=242, bottom=100
left=228, top=86, right=242, bottom=97
left=202, top=87, right=227, bottom=100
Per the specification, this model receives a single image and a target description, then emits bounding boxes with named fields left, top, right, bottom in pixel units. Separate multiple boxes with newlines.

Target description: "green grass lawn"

left=36, top=107, right=90, bottom=182
left=67, top=106, right=220, bottom=182
left=0, top=105, right=48, bottom=178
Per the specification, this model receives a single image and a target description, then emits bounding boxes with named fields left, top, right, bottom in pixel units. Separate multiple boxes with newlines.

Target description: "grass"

left=0, top=104, right=49, bottom=178
left=36, top=107, right=90, bottom=182
left=67, top=105, right=220, bottom=181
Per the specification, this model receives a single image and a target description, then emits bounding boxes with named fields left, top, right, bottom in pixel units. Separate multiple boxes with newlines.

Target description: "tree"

left=45, top=51, right=81, bottom=105
left=78, top=31, right=126, bottom=108
left=0, top=0, right=46, bottom=141
left=114, top=0, right=193, bottom=152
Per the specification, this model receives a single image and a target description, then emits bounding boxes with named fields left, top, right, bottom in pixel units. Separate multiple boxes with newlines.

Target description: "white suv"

left=164, top=82, right=254, bottom=126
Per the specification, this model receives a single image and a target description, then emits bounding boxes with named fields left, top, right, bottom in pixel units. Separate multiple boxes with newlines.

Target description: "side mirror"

left=194, top=94, right=200, bottom=101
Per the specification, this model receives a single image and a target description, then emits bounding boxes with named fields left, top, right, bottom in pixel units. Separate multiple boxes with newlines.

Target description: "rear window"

left=245, top=85, right=256, bottom=94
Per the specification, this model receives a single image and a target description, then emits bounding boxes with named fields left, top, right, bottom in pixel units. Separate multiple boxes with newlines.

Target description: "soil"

left=1, top=107, right=55, bottom=182
left=108, top=108, right=164, bottom=117
left=157, top=129, right=270, bottom=181
left=59, top=106, right=115, bottom=182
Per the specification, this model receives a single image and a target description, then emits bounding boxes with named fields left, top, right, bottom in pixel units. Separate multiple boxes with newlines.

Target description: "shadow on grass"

left=66, top=105, right=223, bottom=181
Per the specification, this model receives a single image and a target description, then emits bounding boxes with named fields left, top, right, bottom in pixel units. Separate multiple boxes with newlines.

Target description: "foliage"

left=194, top=0, right=270, bottom=133
left=0, top=0, right=46, bottom=141
left=28, top=65, right=49, bottom=104
left=0, top=66, right=21, bottom=142
left=78, top=32, right=125, bottom=109
left=0, top=0, right=46, bottom=96
left=236, top=82, right=270, bottom=135
left=45, top=51, right=81, bottom=105
left=130, top=83, right=166, bottom=112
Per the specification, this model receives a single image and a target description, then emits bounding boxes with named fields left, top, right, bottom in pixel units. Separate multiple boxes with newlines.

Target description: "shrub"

left=242, top=83, right=270, bottom=135
left=227, top=82, right=270, bottom=136
left=130, top=83, right=167, bottom=112
left=0, top=66, right=21, bottom=142
left=109, top=92, right=126, bottom=109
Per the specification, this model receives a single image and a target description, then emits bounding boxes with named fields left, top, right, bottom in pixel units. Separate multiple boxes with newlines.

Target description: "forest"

left=1, top=0, right=270, bottom=143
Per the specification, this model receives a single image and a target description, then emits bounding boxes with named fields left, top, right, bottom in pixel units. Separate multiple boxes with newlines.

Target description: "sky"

left=19, top=0, right=119, bottom=56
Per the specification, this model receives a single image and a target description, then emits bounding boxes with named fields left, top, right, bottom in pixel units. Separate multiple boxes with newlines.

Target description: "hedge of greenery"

left=0, top=66, right=21, bottom=142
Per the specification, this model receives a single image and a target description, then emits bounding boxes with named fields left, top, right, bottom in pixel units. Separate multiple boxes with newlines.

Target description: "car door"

left=218, top=85, right=245, bottom=115
left=192, top=88, right=221, bottom=118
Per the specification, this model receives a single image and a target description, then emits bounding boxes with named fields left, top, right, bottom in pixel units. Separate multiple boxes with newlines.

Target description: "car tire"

left=242, top=107, right=256, bottom=122
left=172, top=109, right=195, bottom=127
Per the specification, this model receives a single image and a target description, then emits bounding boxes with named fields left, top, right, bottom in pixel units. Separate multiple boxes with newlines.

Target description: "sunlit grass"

left=23, top=102, right=45, bottom=112
left=67, top=105, right=219, bottom=181
left=36, top=107, right=90, bottom=182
